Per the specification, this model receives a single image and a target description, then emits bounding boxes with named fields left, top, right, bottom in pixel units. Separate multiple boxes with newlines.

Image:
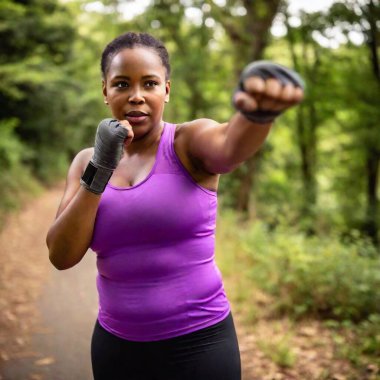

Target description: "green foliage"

left=215, top=209, right=260, bottom=320
left=354, top=314, right=380, bottom=359
left=32, top=147, right=70, bottom=185
left=219, top=211, right=380, bottom=322
left=0, top=119, right=42, bottom=225
left=0, top=0, right=79, bottom=219
left=0, top=164, right=41, bottom=223
left=257, top=333, right=297, bottom=368
left=0, top=118, right=25, bottom=168
left=0, top=0, right=75, bottom=63
left=325, top=314, right=380, bottom=367
left=0, top=0, right=79, bottom=173
left=217, top=209, right=380, bottom=370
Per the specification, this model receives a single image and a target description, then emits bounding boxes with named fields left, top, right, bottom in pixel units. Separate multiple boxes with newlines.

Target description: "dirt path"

left=0, top=185, right=99, bottom=380
left=0, top=186, right=375, bottom=380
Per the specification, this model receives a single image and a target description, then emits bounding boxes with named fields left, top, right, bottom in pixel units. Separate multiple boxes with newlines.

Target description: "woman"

left=46, top=32, right=303, bottom=380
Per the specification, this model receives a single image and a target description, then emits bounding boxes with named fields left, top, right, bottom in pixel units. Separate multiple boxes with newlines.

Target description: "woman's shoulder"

left=172, top=119, right=220, bottom=190
left=175, top=118, right=219, bottom=136
left=72, top=147, right=94, bottom=170
left=174, top=118, right=220, bottom=149
left=63, top=147, right=94, bottom=182
left=54, top=147, right=95, bottom=218
left=76, top=147, right=94, bottom=159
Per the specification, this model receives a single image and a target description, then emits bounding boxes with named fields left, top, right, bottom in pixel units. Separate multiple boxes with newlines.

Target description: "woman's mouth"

left=125, top=111, right=148, bottom=125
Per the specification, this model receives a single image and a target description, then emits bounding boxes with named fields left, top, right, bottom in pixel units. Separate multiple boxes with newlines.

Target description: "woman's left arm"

left=181, top=63, right=304, bottom=174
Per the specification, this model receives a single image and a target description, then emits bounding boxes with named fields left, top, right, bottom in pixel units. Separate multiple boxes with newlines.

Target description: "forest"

left=0, top=0, right=379, bottom=377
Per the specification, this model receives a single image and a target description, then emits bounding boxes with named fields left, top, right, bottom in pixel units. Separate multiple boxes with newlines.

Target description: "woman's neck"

left=125, top=121, right=164, bottom=156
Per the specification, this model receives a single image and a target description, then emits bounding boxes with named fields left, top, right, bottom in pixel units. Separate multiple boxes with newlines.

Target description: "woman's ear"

left=102, top=80, right=108, bottom=105
left=165, top=80, right=171, bottom=103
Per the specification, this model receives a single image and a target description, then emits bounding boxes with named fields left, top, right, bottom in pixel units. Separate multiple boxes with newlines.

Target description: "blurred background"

left=0, top=0, right=379, bottom=378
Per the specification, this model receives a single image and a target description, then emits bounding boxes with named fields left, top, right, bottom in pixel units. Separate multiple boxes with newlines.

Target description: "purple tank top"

left=90, top=122, right=230, bottom=342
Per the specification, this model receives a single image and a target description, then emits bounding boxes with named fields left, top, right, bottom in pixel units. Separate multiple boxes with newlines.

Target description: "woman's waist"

left=96, top=262, right=227, bottom=321
left=96, top=270, right=230, bottom=341
left=95, top=238, right=216, bottom=280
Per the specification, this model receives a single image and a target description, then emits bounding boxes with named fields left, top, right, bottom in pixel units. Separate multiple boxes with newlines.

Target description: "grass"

left=257, top=333, right=297, bottom=368
left=215, top=209, right=380, bottom=373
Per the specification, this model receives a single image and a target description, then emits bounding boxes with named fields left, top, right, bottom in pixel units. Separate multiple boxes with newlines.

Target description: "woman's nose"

left=128, top=87, right=145, bottom=104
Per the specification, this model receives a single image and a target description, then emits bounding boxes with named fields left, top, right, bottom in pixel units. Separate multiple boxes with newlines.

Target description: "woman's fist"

left=80, top=119, right=132, bottom=194
left=233, top=61, right=305, bottom=124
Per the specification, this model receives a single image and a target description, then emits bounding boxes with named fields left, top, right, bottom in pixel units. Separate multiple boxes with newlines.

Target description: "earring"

left=104, top=100, right=108, bottom=105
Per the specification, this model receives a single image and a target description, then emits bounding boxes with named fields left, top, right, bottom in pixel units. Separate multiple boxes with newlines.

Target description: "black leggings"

left=91, top=313, right=241, bottom=380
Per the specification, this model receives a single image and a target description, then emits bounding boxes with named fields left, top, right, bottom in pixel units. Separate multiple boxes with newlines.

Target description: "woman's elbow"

left=48, top=247, right=76, bottom=270
left=46, top=235, right=83, bottom=270
left=49, top=256, right=70, bottom=271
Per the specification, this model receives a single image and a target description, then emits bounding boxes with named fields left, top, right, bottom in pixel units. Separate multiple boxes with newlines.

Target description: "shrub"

left=0, top=119, right=41, bottom=227
left=219, top=211, right=380, bottom=322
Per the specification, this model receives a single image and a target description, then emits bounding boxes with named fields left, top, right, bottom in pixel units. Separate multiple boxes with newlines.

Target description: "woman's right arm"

left=46, top=148, right=101, bottom=270
left=47, top=119, right=132, bottom=270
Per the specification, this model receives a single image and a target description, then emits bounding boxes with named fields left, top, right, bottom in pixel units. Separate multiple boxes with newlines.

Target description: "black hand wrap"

left=80, top=118, right=129, bottom=194
left=233, top=60, right=305, bottom=124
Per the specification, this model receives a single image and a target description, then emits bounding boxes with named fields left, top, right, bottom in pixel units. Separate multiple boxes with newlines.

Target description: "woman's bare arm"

left=46, top=148, right=101, bottom=270
left=179, top=75, right=303, bottom=174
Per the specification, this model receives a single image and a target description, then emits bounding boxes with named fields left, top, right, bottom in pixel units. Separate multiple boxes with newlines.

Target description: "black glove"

left=80, top=118, right=129, bottom=194
left=233, top=61, right=305, bottom=124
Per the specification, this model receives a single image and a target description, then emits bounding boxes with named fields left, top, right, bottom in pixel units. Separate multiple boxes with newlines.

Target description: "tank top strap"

left=154, top=122, right=183, bottom=175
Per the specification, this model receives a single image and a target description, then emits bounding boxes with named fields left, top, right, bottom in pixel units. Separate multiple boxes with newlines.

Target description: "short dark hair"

left=101, top=32, right=171, bottom=80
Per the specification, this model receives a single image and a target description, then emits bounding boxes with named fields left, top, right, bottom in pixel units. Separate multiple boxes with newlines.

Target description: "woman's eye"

left=145, top=81, right=158, bottom=88
left=116, top=82, right=128, bottom=88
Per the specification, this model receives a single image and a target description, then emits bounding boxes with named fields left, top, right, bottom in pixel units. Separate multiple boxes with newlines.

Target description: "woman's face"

left=102, top=47, right=170, bottom=139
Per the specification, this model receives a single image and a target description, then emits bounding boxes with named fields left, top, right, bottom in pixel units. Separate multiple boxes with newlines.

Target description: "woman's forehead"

left=108, top=47, right=166, bottom=78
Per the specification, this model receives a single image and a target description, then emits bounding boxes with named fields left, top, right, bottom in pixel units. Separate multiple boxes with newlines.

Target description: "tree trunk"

left=284, top=13, right=319, bottom=232
left=217, top=0, right=282, bottom=217
left=365, top=151, right=379, bottom=245
left=362, top=0, right=379, bottom=245
left=366, top=0, right=380, bottom=84
left=236, top=153, right=257, bottom=214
